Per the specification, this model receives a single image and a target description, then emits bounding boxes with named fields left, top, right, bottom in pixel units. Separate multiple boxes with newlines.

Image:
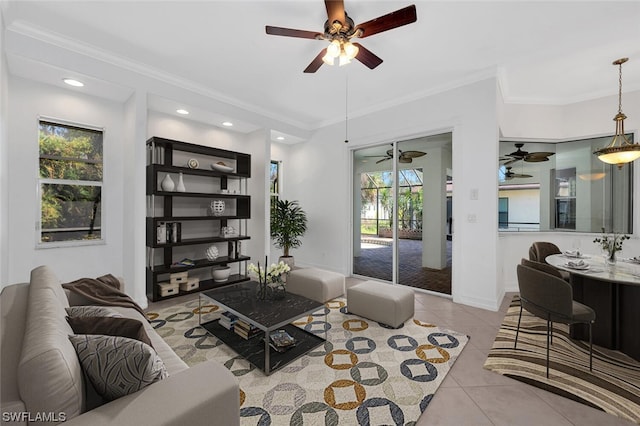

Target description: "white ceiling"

left=3, top=1, right=640, bottom=140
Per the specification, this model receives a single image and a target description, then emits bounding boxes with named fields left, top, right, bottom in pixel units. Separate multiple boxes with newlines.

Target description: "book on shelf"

left=157, top=222, right=182, bottom=244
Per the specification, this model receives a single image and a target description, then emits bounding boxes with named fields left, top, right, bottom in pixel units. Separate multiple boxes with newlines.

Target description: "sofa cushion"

left=66, top=305, right=123, bottom=318
left=67, top=316, right=153, bottom=348
left=69, top=335, right=168, bottom=401
left=18, top=266, right=85, bottom=420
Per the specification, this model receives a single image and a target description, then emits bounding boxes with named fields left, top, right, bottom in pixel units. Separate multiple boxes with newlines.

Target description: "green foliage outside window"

left=38, top=121, right=103, bottom=244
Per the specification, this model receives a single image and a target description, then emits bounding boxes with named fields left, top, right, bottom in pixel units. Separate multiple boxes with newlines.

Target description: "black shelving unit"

left=146, top=136, right=252, bottom=301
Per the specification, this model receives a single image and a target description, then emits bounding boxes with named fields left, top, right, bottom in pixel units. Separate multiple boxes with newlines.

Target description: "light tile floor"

left=149, top=279, right=636, bottom=425
left=380, top=279, right=637, bottom=426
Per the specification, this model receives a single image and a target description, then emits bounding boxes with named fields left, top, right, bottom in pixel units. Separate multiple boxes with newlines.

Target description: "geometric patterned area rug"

left=484, top=296, right=640, bottom=425
left=147, top=296, right=468, bottom=426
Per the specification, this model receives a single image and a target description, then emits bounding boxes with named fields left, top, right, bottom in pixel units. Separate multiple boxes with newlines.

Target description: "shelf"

left=148, top=164, right=245, bottom=179
left=146, top=136, right=251, bottom=302
left=147, top=274, right=251, bottom=302
left=149, top=255, right=251, bottom=274
left=150, top=235, right=250, bottom=248
left=151, top=189, right=250, bottom=199
left=149, top=215, right=250, bottom=222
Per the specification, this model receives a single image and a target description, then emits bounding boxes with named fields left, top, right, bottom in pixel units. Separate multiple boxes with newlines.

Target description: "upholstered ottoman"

left=347, top=281, right=414, bottom=328
left=286, top=268, right=345, bottom=303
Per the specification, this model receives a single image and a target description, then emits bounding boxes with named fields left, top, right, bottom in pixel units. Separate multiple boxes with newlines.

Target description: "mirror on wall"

left=498, top=135, right=633, bottom=233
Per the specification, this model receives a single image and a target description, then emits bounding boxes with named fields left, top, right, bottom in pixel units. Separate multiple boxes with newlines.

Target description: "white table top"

left=546, top=253, right=640, bottom=286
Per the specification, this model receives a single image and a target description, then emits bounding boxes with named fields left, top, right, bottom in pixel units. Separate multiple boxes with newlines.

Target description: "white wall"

left=286, top=78, right=502, bottom=311
left=5, top=77, right=125, bottom=285
left=0, top=9, right=9, bottom=286
left=499, top=90, right=640, bottom=291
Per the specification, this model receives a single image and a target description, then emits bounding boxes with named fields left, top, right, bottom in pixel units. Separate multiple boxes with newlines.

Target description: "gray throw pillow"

left=66, top=305, right=123, bottom=318
left=67, top=316, right=154, bottom=348
left=69, top=334, right=168, bottom=401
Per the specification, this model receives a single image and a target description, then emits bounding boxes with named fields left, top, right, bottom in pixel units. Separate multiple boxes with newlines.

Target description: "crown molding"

left=7, top=20, right=315, bottom=132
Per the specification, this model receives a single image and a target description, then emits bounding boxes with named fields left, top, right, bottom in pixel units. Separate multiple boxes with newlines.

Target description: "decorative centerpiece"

left=205, top=245, right=219, bottom=261
left=593, top=228, right=630, bottom=265
left=248, top=258, right=291, bottom=300
left=210, top=200, right=225, bottom=216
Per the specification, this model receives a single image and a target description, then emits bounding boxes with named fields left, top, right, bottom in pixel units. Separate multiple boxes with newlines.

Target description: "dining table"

left=546, top=253, right=640, bottom=362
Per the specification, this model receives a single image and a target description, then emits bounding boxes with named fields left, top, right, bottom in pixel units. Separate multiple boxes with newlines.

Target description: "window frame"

left=270, top=159, right=281, bottom=204
left=36, top=117, right=106, bottom=249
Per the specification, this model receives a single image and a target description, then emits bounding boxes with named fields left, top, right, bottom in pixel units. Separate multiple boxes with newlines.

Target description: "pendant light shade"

left=594, top=58, right=640, bottom=168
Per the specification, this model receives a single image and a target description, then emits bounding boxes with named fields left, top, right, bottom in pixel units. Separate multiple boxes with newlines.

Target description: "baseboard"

left=454, top=293, right=501, bottom=312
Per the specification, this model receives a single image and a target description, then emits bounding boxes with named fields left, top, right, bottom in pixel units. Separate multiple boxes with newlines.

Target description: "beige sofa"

left=1, top=266, right=239, bottom=426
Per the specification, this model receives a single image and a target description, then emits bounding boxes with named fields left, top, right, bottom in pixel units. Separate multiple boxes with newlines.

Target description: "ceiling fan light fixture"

left=344, top=41, right=359, bottom=59
left=338, top=51, right=351, bottom=66
left=594, top=57, right=640, bottom=168
left=322, top=52, right=335, bottom=65
left=327, top=39, right=341, bottom=58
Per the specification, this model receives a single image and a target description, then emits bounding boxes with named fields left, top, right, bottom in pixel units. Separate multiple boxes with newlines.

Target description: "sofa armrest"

left=64, top=361, right=239, bottom=426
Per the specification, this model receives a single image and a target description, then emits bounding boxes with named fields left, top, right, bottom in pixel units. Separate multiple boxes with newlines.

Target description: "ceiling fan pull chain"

left=344, top=73, right=349, bottom=143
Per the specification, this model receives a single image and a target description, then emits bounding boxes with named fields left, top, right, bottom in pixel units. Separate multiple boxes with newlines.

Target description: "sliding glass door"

left=352, top=134, right=452, bottom=295
left=352, top=145, right=395, bottom=281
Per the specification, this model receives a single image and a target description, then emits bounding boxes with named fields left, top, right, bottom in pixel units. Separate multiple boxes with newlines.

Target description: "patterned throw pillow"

left=65, top=306, right=123, bottom=318
left=68, top=334, right=168, bottom=401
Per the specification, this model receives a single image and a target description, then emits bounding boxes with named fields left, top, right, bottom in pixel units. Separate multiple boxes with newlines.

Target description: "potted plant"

left=270, top=199, right=307, bottom=267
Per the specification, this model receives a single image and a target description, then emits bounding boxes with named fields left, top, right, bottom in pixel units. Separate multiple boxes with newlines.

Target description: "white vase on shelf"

left=176, top=172, right=186, bottom=192
left=161, top=174, right=175, bottom=191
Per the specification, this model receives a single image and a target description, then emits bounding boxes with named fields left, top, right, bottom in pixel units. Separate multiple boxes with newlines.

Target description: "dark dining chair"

left=528, top=241, right=570, bottom=281
left=515, top=264, right=595, bottom=377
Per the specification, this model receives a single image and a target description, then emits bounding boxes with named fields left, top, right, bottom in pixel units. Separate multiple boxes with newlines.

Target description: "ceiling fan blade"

left=402, top=150, right=426, bottom=158
left=524, top=152, right=555, bottom=162
left=325, top=0, right=346, bottom=27
left=303, top=48, right=327, bottom=73
left=352, top=43, right=383, bottom=69
left=266, top=26, right=322, bottom=39
left=399, top=156, right=412, bottom=164
left=355, top=5, right=417, bottom=38
left=376, top=157, right=390, bottom=164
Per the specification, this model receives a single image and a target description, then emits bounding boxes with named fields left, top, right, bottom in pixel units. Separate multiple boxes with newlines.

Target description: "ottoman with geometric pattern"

left=347, top=280, right=414, bottom=328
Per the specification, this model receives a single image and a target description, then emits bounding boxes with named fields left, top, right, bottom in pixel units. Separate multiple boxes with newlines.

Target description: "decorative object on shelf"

left=249, top=259, right=290, bottom=300
left=221, top=226, right=237, bottom=238
left=176, top=172, right=186, bottom=192
left=161, top=174, right=175, bottom=191
left=594, top=57, right=640, bottom=168
left=271, top=199, right=308, bottom=268
left=205, top=245, right=219, bottom=261
left=593, top=228, right=629, bottom=265
left=212, top=266, right=231, bottom=282
left=187, top=158, right=199, bottom=169
left=211, top=161, right=234, bottom=173
left=210, top=200, right=225, bottom=216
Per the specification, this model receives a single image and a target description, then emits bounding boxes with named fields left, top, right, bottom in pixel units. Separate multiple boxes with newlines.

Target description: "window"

left=270, top=160, right=280, bottom=208
left=498, top=134, right=633, bottom=233
left=38, top=120, right=104, bottom=246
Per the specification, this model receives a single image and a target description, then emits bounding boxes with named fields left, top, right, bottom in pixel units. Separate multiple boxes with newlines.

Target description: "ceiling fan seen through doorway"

left=500, top=143, right=555, bottom=165
left=265, top=0, right=417, bottom=72
left=366, top=148, right=426, bottom=164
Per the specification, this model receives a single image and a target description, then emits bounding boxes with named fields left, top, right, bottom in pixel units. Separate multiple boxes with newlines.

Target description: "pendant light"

left=594, top=57, right=640, bottom=169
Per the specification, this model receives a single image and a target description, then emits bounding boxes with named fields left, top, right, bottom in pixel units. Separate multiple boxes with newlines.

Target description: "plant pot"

left=279, top=256, right=294, bottom=269
left=212, top=266, right=230, bottom=282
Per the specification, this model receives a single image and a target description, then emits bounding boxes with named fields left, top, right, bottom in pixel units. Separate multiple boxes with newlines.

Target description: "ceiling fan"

left=366, top=148, right=426, bottom=164
left=265, top=0, right=417, bottom=73
left=500, top=143, right=555, bottom=165
left=503, top=166, right=533, bottom=180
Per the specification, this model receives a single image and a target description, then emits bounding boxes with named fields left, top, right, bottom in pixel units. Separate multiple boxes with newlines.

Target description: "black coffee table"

left=199, top=281, right=326, bottom=375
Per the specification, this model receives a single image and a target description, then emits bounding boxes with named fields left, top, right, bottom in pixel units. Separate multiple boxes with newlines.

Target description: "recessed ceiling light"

left=276, top=136, right=285, bottom=141
left=176, top=109, right=189, bottom=115
left=222, top=121, right=233, bottom=127
left=63, top=78, right=84, bottom=87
